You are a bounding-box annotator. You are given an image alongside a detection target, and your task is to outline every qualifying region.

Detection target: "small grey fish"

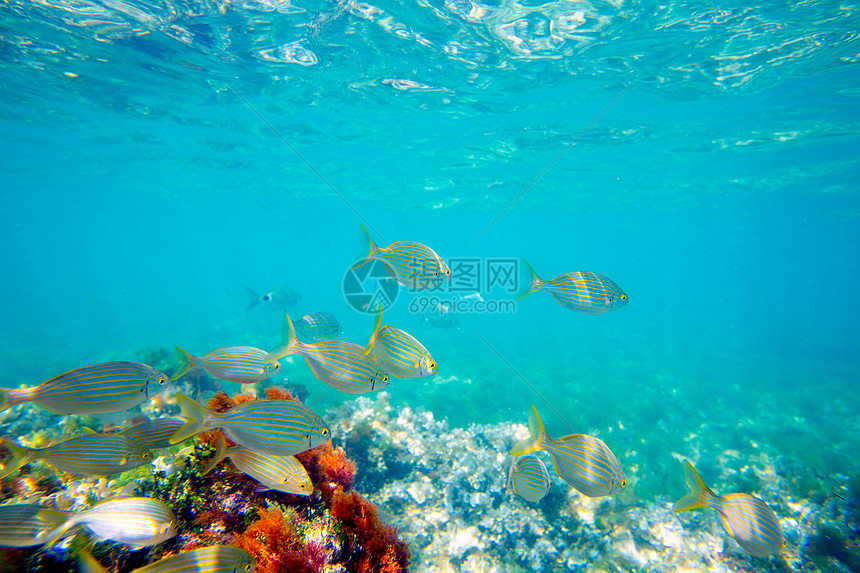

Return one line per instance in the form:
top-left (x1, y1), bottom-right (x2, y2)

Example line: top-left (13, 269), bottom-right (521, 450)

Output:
top-left (42, 497), bottom-right (176, 549)
top-left (246, 285), bottom-right (301, 311)
top-left (0, 434), bottom-right (152, 478)
top-left (118, 418), bottom-right (186, 450)
top-left (294, 312), bottom-right (342, 342)
top-left (0, 504), bottom-right (69, 547)
top-left (0, 362), bottom-right (168, 415)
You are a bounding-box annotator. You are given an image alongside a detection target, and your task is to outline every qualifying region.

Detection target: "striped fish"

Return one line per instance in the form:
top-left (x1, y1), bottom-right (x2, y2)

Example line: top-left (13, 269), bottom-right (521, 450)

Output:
top-left (354, 224), bottom-right (450, 290)
top-left (119, 417), bottom-right (186, 450)
top-left (0, 504), bottom-right (69, 547)
top-left (172, 347), bottom-right (281, 384)
top-left (42, 497), bottom-right (176, 549)
top-left (203, 435), bottom-right (312, 496)
top-left (295, 312), bottom-right (342, 342)
top-left (674, 460), bottom-right (785, 557)
top-left (511, 405), bottom-right (626, 498)
top-left (0, 434), bottom-right (152, 479)
top-left (0, 362), bottom-right (168, 415)
top-left (266, 315), bottom-right (389, 394)
top-left (518, 261), bottom-right (628, 315)
top-left (128, 545), bottom-right (255, 573)
top-left (366, 312), bottom-right (437, 378)
top-left (508, 454), bottom-right (551, 503)
top-left (170, 393), bottom-right (330, 457)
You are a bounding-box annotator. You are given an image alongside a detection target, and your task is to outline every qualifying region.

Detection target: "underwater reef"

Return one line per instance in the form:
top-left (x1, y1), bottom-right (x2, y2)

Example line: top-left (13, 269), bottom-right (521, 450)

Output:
top-left (2, 358), bottom-right (859, 573)
top-left (0, 384), bottom-right (409, 573)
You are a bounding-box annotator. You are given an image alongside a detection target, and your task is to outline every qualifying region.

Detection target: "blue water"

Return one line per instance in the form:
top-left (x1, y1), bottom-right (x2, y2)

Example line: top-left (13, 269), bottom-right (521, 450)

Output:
top-left (1, 0), bottom-right (859, 566)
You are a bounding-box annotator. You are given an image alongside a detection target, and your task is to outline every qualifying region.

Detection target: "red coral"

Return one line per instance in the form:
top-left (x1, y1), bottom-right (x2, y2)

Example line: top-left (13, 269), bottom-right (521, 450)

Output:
top-left (264, 386), bottom-right (299, 402)
top-left (329, 487), bottom-right (410, 573)
top-left (297, 443), bottom-right (356, 501)
top-left (233, 507), bottom-right (319, 573)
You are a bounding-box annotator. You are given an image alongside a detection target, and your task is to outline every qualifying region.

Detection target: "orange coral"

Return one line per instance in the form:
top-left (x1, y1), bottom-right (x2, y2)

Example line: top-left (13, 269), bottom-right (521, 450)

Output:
top-left (329, 487), bottom-right (410, 573)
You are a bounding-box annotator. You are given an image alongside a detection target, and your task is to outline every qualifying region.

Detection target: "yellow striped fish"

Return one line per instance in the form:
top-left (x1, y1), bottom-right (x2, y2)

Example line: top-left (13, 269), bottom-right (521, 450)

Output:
top-left (172, 347), bottom-right (281, 384)
top-left (0, 504), bottom-right (69, 547)
top-left (119, 417), bottom-right (186, 451)
top-left (354, 225), bottom-right (450, 289)
top-left (0, 361), bottom-right (168, 415)
top-left (203, 435), bottom-right (312, 496)
top-left (507, 454), bottom-right (551, 503)
top-left (265, 315), bottom-right (389, 395)
top-left (518, 261), bottom-right (628, 315)
top-left (0, 434), bottom-right (152, 478)
top-left (82, 545), bottom-right (255, 573)
top-left (295, 312), bottom-right (343, 342)
top-left (511, 405), bottom-right (626, 498)
top-left (169, 393), bottom-right (330, 457)
top-left (366, 312), bottom-right (437, 378)
top-left (674, 460), bottom-right (785, 556)
top-left (42, 497), bottom-right (176, 549)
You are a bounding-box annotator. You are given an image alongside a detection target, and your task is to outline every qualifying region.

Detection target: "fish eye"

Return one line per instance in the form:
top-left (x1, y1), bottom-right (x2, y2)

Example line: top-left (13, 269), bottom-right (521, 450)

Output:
top-left (621, 294), bottom-right (627, 301)
top-left (621, 479), bottom-right (627, 488)
top-left (383, 374), bottom-right (389, 382)
top-left (429, 361), bottom-right (436, 369)
top-left (445, 268), bottom-right (451, 276)
top-left (142, 452), bottom-right (151, 460)
top-left (245, 566), bottom-right (252, 572)
top-left (322, 428), bottom-right (329, 437)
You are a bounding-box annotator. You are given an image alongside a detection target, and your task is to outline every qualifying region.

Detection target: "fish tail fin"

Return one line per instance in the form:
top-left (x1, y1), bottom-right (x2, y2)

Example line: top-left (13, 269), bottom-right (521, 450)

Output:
top-left (265, 314), bottom-right (302, 362)
top-left (171, 347), bottom-right (196, 381)
top-left (77, 546), bottom-right (107, 573)
top-left (201, 433), bottom-right (228, 476)
top-left (673, 460), bottom-right (714, 512)
top-left (170, 394), bottom-right (212, 445)
top-left (510, 405), bottom-right (547, 456)
top-left (515, 259), bottom-right (543, 300)
top-left (352, 224), bottom-right (378, 270)
top-left (40, 513), bottom-right (79, 548)
top-left (0, 438), bottom-right (31, 479)
top-left (245, 286), bottom-right (261, 311)
top-left (0, 387), bottom-right (31, 414)
top-left (364, 311), bottom-right (383, 355)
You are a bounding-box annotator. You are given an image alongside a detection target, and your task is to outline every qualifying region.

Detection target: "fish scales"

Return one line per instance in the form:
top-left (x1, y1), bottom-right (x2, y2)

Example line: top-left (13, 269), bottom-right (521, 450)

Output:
top-left (42, 497), bottom-right (176, 548)
top-left (509, 455), bottom-right (550, 502)
top-left (0, 434), bottom-right (152, 478)
top-left (130, 545), bottom-right (255, 573)
top-left (0, 504), bottom-right (69, 547)
top-left (367, 313), bottom-right (436, 378)
top-left (171, 394), bottom-right (329, 456)
top-left (119, 418), bottom-right (186, 450)
top-left (0, 362), bottom-right (168, 415)
top-left (673, 460), bottom-right (785, 557)
top-left (266, 315), bottom-right (389, 394)
top-left (173, 347), bottom-right (280, 384)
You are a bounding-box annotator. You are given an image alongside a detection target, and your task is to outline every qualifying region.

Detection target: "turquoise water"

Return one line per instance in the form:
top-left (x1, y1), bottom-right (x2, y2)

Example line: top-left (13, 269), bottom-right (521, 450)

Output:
top-left (1, 0), bottom-right (859, 569)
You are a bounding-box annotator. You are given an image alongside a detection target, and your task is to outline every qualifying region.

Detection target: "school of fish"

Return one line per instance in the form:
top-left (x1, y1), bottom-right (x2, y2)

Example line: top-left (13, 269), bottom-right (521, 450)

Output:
top-left (0, 226), bottom-right (785, 572)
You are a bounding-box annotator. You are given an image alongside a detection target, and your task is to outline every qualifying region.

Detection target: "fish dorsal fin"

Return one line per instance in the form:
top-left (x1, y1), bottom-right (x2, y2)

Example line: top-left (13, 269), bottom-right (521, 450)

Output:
top-left (364, 311), bottom-right (383, 355)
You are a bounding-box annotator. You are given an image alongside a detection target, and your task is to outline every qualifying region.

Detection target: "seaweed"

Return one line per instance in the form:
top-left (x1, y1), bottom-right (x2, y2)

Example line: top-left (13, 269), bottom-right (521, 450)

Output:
top-left (329, 487), bottom-right (410, 573)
